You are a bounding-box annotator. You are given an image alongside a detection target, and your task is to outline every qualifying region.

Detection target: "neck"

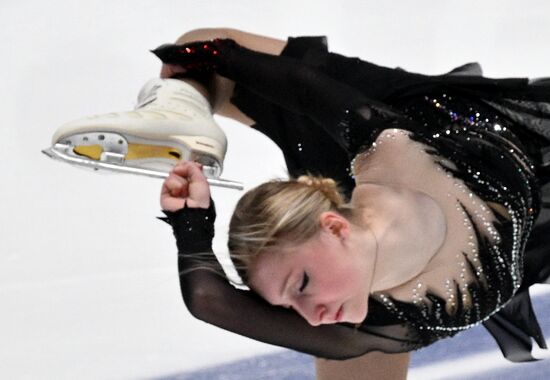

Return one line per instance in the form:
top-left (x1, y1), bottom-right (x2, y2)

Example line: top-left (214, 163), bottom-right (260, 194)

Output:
top-left (350, 183), bottom-right (398, 293)
top-left (352, 183), bottom-right (414, 293)
top-left (351, 182), bottom-right (448, 292)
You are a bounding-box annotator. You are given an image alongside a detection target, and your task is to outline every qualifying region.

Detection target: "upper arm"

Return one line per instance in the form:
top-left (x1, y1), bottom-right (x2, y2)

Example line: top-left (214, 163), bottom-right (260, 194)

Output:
top-left (219, 29), bottom-right (287, 125)
top-left (351, 128), bottom-right (412, 185)
top-left (172, 28), bottom-right (287, 125)
top-left (224, 28), bottom-right (288, 56)
top-left (175, 27), bottom-right (287, 56)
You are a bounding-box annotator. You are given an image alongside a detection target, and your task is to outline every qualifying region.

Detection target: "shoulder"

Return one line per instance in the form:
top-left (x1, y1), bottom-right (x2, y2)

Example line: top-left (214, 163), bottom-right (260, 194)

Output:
top-left (350, 182), bottom-right (408, 212)
top-left (352, 128), bottom-right (414, 184)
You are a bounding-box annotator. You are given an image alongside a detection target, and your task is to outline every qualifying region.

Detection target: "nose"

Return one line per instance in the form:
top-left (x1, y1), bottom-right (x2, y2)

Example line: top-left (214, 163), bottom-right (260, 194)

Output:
top-left (296, 302), bottom-right (328, 326)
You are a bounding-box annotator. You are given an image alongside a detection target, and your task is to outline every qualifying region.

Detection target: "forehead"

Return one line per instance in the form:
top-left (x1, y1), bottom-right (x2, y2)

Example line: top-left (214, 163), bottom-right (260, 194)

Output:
top-left (248, 248), bottom-right (301, 302)
top-left (249, 250), bottom-right (288, 286)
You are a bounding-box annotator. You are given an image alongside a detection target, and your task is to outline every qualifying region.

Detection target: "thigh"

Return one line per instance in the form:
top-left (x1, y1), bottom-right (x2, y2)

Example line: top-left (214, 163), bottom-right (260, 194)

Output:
top-left (315, 351), bottom-right (410, 380)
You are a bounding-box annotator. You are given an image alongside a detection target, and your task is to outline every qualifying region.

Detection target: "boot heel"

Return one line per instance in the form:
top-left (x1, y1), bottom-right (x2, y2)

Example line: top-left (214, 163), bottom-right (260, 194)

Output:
top-left (170, 135), bottom-right (226, 178)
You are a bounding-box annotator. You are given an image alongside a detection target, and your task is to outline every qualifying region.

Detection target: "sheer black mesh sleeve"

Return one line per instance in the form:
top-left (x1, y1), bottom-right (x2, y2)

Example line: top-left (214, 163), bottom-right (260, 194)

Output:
top-left (154, 38), bottom-right (409, 158)
top-left (215, 42), bottom-right (410, 158)
top-left (159, 202), bottom-right (423, 359)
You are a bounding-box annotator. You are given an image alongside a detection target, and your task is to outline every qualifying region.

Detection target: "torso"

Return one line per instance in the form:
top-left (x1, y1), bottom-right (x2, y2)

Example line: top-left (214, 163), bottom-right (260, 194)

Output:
top-left (351, 128), bottom-right (510, 314)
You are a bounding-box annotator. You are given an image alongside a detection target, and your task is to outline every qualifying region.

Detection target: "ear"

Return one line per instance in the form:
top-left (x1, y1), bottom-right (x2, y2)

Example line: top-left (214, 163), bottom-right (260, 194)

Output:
top-left (319, 211), bottom-right (350, 240)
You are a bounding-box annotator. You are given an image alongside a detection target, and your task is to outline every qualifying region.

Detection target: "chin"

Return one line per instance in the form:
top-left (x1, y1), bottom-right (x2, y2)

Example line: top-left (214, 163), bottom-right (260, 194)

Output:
top-left (346, 315), bottom-right (366, 324)
top-left (349, 305), bottom-right (368, 324)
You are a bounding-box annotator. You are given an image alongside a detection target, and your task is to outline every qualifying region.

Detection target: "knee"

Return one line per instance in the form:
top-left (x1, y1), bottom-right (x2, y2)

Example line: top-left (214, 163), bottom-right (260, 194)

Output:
top-left (315, 352), bottom-right (410, 380)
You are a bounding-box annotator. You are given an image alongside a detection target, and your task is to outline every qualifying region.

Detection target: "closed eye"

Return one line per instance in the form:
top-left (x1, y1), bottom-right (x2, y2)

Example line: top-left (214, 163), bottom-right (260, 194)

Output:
top-left (299, 272), bottom-right (309, 292)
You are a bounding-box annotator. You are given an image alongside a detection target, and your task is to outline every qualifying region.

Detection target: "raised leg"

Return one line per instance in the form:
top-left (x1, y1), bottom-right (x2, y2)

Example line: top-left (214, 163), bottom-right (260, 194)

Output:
top-left (160, 28), bottom-right (287, 126)
top-left (315, 351), bottom-right (410, 380)
top-left (47, 28), bottom-right (288, 184)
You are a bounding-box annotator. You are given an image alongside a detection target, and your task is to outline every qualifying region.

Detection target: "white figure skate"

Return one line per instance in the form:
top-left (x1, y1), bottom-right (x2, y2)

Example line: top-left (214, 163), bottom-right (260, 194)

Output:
top-left (42, 78), bottom-right (243, 190)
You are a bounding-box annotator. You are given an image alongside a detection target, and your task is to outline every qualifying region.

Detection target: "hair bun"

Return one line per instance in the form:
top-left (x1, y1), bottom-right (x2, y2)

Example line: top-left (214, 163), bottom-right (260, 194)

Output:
top-left (297, 175), bottom-right (344, 206)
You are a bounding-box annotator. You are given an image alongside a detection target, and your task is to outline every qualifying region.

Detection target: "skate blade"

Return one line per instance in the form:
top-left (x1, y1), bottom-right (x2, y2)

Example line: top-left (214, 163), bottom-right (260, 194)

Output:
top-left (42, 143), bottom-right (244, 190)
top-left (53, 131), bottom-right (225, 177)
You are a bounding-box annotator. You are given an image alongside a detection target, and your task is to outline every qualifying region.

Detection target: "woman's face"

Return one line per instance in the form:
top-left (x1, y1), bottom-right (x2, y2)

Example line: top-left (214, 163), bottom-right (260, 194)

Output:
top-left (248, 212), bottom-right (372, 326)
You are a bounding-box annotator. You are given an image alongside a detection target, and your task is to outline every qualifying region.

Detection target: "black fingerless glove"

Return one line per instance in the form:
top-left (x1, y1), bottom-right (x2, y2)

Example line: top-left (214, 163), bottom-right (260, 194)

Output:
top-left (158, 199), bottom-right (216, 254)
top-left (151, 38), bottom-right (238, 79)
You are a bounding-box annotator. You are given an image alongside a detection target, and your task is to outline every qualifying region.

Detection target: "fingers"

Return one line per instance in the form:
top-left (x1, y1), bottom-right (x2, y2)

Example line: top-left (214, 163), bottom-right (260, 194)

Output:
top-left (163, 174), bottom-right (189, 198)
top-left (161, 195), bottom-right (186, 212)
top-left (160, 174), bottom-right (185, 211)
top-left (160, 63), bottom-right (188, 79)
top-left (161, 160), bottom-right (211, 211)
top-left (171, 160), bottom-right (206, 183)
top-left (160, 171), bottom-right (191, 212)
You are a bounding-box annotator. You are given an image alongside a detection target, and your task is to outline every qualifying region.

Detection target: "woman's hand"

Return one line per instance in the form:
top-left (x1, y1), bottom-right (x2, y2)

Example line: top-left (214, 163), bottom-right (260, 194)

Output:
top-left (153, 39), bottom-right (238, 80)
top-left (160, 161), bottom-right (211, 211)
top-left (160, 63), bottom-right (187, 79)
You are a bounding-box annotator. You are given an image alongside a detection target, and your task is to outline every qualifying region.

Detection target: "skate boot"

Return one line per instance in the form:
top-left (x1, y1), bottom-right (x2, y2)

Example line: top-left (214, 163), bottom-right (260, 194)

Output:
top-left (43, 78), bottom-right (242, 190)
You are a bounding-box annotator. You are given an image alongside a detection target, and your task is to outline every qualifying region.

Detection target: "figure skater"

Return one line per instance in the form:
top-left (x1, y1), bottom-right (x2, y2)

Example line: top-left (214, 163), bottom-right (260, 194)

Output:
top-left (50, 28), bottom-right (550, 380)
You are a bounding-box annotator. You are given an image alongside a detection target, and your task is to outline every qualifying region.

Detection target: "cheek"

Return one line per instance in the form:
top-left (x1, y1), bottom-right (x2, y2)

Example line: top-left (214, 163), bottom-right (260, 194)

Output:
top-left (342, 260), bottom-right (370, 298)
top-left (346, 268), bottom-right (366, 294)
top-left (321, 263), bottom-right (365, 296)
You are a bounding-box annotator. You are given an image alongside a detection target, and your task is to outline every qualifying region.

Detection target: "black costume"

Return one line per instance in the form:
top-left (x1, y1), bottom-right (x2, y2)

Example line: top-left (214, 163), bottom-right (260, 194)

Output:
top-left (155, 36), bottom-right (550, 362)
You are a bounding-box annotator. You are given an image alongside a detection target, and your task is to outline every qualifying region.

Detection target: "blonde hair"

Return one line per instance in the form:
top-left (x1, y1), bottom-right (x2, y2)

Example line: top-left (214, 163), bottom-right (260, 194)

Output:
top-left (228, 174), bottom-right (354, 285)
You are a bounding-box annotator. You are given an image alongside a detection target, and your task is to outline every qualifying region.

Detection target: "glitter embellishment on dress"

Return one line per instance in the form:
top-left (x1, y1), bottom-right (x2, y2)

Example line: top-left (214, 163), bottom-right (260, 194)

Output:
top-left (351, 92), bottom-right (541, 346)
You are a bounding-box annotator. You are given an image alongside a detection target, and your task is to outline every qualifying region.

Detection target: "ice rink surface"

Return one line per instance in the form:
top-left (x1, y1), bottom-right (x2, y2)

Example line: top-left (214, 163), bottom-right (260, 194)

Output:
top-left (2, 0), bottom-right (549, 379)
top-left (165, 288), bottom-right (550, 379)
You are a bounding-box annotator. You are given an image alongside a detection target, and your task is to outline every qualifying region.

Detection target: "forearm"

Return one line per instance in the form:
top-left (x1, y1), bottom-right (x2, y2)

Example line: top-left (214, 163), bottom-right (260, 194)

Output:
top-left (168, 28), bottom-right (286, 123)
top-left (162, 28), bottom-right (231, 111)
top-left (174, 27), bottom-right (231, 44)
top-left (161, 203), bottom-right (401, 360)
top-left (158, 38), bottom-right (401, 155)
top-left (174, 28), bottom-right (286, 55)
top-left (180, 266), bottom-right (376, 360)
top-left (216, 45), bottom-right (397, 156)
top-left (155, 41), bottom-right (363, 155)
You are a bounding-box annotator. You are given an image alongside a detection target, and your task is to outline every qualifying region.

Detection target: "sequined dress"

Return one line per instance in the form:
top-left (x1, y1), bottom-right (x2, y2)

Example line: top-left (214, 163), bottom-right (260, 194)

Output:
top-left (160, 36), bottom-right (550, 362)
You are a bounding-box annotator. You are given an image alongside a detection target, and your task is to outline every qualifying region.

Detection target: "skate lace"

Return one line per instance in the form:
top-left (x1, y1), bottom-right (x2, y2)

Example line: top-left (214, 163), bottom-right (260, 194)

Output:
top-left (136, 83), bottom-right (161, 109)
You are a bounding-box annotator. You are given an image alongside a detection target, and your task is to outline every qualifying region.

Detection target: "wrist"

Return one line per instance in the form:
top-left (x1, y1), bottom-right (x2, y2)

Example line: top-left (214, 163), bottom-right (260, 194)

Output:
top-left (185, 198), bottom-right (211, 209)
top-left (151, 39), bottom-right (237, 74)
top-left (159, 199), bottom-right (216, 253)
